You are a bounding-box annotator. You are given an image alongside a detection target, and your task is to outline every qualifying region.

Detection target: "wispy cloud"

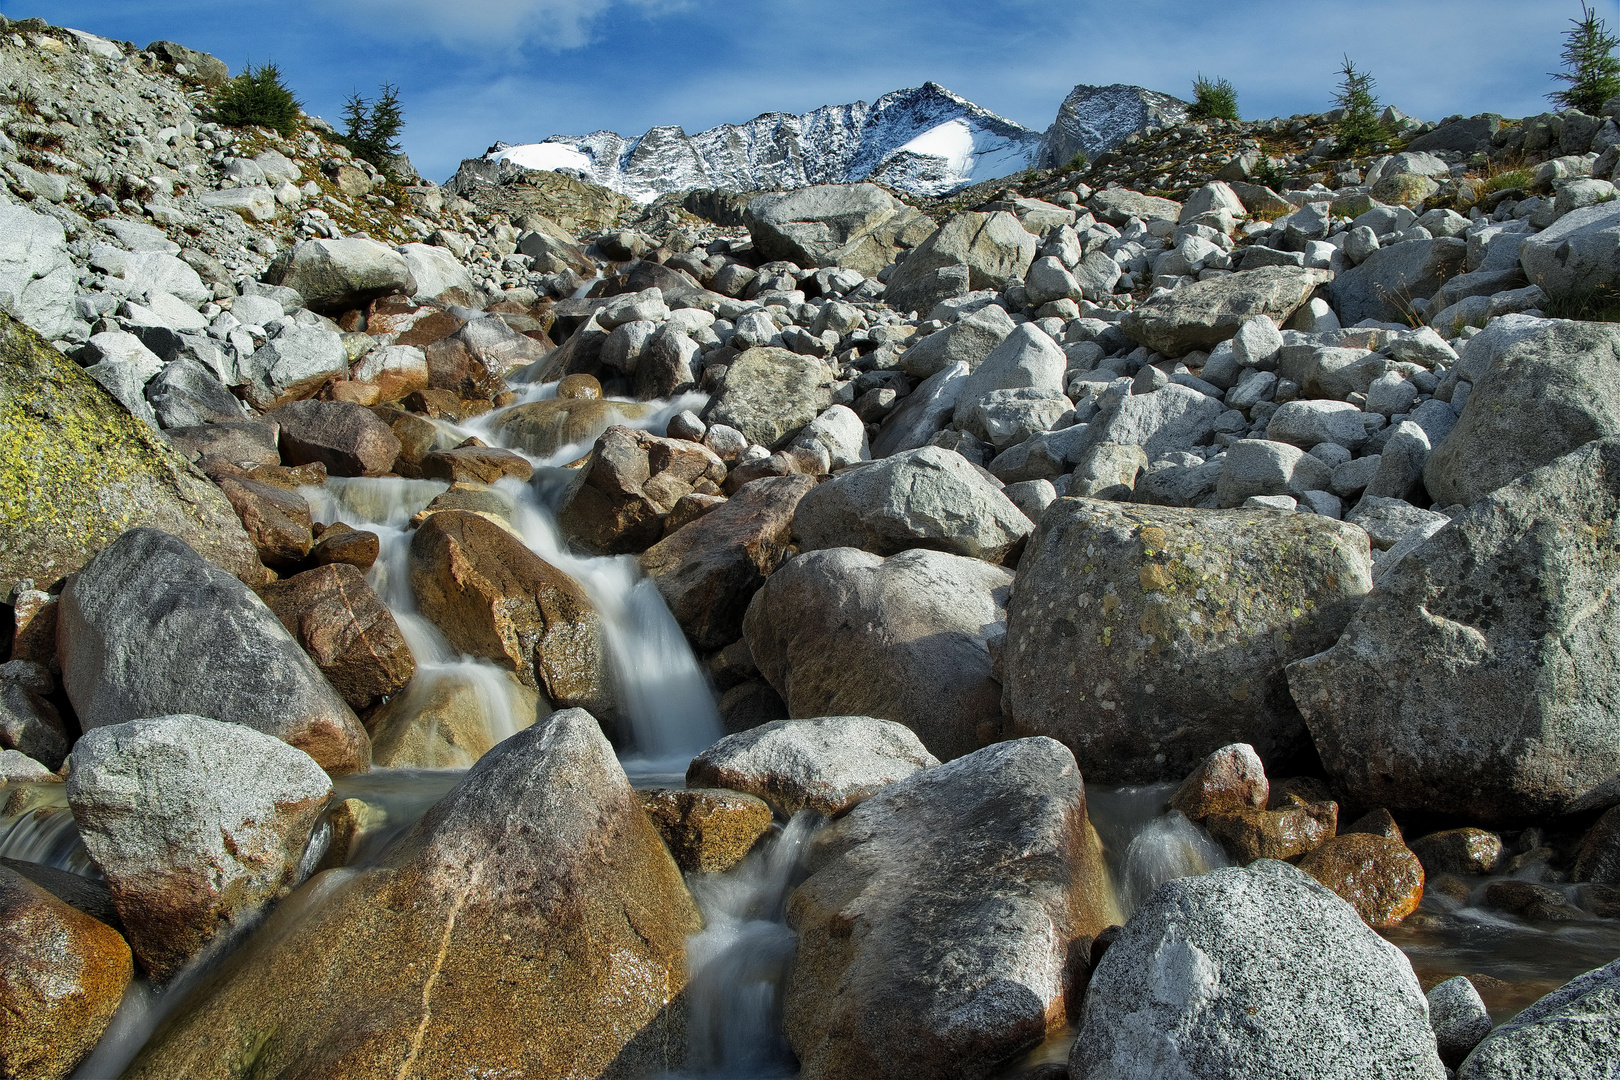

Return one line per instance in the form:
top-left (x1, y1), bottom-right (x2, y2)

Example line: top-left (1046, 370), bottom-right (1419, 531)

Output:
top-left (331, 0), bottom-right (686, 52)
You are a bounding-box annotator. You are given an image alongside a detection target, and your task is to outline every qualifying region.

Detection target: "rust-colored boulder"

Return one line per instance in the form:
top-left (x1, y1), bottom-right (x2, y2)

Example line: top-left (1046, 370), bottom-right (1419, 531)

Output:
top-left (557, 372), bottom-right (602, 399)
top-left (1170, 742), bottom-right (1270, 821)
top-left (639, 474), bottom-right (817, 651)
top-left (1409, 828), bottom-right (1503, 877)
top-left (310, 522), bottom-right (380, 570)
top-left (637, 787), bottom-right (774, 873)
top-left (1205, 799), bottom-right (1338, 864)
top-left (271, 399), bottom-right (402, 477)
top-left (1346, 808), bottom-right (1405, 844)
top-left (367, 667), bottom-right (542, 769)
top-left (558, 425), bottom-right (729, 555)
top-left (260, 564), bottom-right (416, 713)
top-left (215, 473), bottom-right (314, 570)
top-left (0, 865), bottom-right (132, 1080)
top-left (1298, 833), bottom-right (1425, 928)
top-left (408, 510), bottom-right (611, 717)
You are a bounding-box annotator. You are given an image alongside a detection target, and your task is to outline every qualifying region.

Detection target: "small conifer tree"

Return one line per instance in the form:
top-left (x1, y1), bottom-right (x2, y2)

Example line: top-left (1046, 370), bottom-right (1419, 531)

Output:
top-left (1333, 56), bottom-right (1385, 154)
top-left (212, 61), bottom-right (302, 137)
top-left (1187, 75), bottom-right (1239, 121)
top-left (341, 84), bottom-right (406, 178)
top-left (1551, 2), bottom-right (1620, 114)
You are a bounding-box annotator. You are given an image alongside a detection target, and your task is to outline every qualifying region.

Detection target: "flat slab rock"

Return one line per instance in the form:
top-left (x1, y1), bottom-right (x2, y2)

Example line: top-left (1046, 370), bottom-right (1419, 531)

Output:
top-left (686, 715), bottom-right (938, 817)
top-left (784, 736), bottom-right (1113, 1080)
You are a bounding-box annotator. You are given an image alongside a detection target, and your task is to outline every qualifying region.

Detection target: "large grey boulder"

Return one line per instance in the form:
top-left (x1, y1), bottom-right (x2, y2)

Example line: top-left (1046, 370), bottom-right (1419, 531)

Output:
top-left (792, 446), bottom-right (1032, 562)
top-left (704, 346), bottom-right (834, 450)
top-left (122, 710), bottom-right (701, 1080)
top-left (1084, 383), bottom-right (1227, 460)
top-left (1216, 438), bottom-right (1334, 507)
top-left (1087, 187), bottom-right (1182, 225)
top-left (266, 238), bottom-right (416, 315)
top-left (952, 322), bottom-right (1067, 417)
top-left (1070, 860), bottom-right (1445, 1080)
top-left (884, 211), bottom-right (1037, 316)
top-left (786, 737), bottom-right (1114, 1080)
top-left (1004, 498), bottom-right (1372, 783)
top-left (396, 242), bottom-right (478, 305)
top-left (1458, 958), bottom-right (1620, 1079)
top-left (57, 529), bottom-right (370, 775)
top-left (240, 324), bottom-right (351, 411)
top-left (1520, 200), bottom-right (1620, 302)
top-left (1327, 237), bottom-right (1468, 325)
top-left (1427, 977), bottom-right (1492, 1068)
top-left (744, 184), bottom-right (932, 276)
top-left (66, 715), bottom-right (331, 981)
top-left (1425, 320), bottom-right (1620, 508)
top-left (1122, 267), bottom-right (1328, 357)
top-left (744, 547), bottom-right (1013, 761)
top-left (1291, 437), bottom-right (1620, 822)
top-left (0, 203), bottom-right (76, 339)
top-left (144, 358), bottom-right (244, 429)
top-left (898, 303), bottom-right (1016, 379)
top-left (686, 716), bottom-right (939, 816)
top-left (872, 361), bottom-right (969, 457)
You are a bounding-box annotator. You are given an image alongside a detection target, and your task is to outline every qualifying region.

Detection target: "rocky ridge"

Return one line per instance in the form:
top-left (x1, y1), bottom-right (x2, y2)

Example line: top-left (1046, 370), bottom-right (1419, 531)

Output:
top-left (5, 10), bottom-right (1620, 1080)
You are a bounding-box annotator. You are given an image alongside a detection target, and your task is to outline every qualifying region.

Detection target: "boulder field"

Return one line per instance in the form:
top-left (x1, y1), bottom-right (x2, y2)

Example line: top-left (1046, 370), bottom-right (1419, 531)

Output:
top-left (3, 12), bottom-right (1620, 1078)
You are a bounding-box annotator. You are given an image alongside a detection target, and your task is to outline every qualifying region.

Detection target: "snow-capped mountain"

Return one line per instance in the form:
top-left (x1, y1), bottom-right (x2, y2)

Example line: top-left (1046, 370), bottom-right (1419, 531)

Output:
top-left (481, 83), bottom-right (1043, 203)
top-left (468, 81), bottom-right (1187, 203)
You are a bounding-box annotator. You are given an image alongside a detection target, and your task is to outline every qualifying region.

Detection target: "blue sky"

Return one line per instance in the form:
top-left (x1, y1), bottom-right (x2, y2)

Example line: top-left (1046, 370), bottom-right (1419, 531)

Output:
top-left (9, 1), bottom-right (1591, 182)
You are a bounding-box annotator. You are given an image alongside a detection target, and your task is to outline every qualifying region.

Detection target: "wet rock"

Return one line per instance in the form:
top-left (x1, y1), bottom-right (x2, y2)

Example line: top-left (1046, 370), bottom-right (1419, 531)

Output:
top-left (704, 347), bottom-right (835, 450)
top-left (1170, 742), bottom-right (1269, 821)
top-left (271, 399), bottom-right (402, 478)
top-left (492, 396), bottom-right (654, 458)
top-left (1298, 833), bottom-right (1425, 928)
top-left (1425, 320), bottom-right (1620, 508)
top-left (421, 444), bottom-right (534, 484)
top-left (1291, 438), bottom-right (1620, 822)
top-left (1121, 266), bottom-right (1329, 357)
top-left (640, 474), bottom-right (817, 651)
top-left (637, 787), bottom-right (774, 873)
top-left (1458, 958), bottom-right (1620, 1079)
top-left (309, 523), bottom-right (380, 570)
top-left (884, 211), bottom-right (1038, 316)
top-left (260, 564), bottom-right (416, 714)
top-left (1070, 859), bottom-right (1445, 1080)
top-left (786, 737), bottom-right (1113, 1080)
top-left (267, 238), bottom-right (416, 315)
top-left (1427, 976), bottom-right (1493, 1068)
top-left (557, 426), bottom-right (729, 555)
top-left (1203, 799), bottom-right (1338, 864)
top-left (687, 715), bottom-right (938, 817)
top-left (792, 446), bottom-right (1031, 562)
top-left (1408, 829), bottom-right (1503, 877)
top-left (366, 667), bottom-right (542, 770)
top-left (744, 547), bottom-right (1013, 762)
top-left (1003, 498), bottom-right (1371, 783)
top-left (124, 710), bottom-right (701, 1080)
top-left (1482, 880), bottom-right (1580, 921)
top-left (1574, 805), bottom-right (1620, 884)
top-left (0, 864), bottom-right (132, 1080)
top-left (409, 510), bottom-right (610, 717)
top-left (214, 472), bottom-right (313, 570)
top-left (58, 529), bottom-right (369, 774)
top-left (0, 313), bottom-right (260, 596)
top-left (67, 714), bottom-right (332, 981)
top-left (1346, 808), bottom-right (1405, 844)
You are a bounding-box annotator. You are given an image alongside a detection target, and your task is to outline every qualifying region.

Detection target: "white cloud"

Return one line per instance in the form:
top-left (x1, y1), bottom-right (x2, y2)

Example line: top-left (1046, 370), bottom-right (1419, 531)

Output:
top-left (334, 0), bottom-right (681, 52)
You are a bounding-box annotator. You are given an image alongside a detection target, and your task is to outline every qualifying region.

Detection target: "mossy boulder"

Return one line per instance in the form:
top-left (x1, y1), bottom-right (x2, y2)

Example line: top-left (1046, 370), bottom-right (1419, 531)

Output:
top-left (1002, 498), bottom-right (1372, 782)
top-left (0, 312), bottom-right (259, 594)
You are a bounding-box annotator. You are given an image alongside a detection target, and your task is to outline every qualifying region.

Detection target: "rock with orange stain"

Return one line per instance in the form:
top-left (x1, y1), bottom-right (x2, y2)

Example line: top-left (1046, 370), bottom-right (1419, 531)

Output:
top-left (1299, 832), bottom-right (1425, 928)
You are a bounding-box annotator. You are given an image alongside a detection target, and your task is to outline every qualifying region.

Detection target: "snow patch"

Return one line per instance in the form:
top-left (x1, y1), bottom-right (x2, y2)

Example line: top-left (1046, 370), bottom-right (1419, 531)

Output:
top-left (489, 142), bottom-right (595, 174)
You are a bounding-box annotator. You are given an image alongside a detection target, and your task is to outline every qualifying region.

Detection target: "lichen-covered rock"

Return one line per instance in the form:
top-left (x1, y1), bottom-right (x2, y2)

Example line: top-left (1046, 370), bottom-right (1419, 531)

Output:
top-left (704, 347), bottom-right (835, 450)
top-left (123, 710), bottom-right (701, 1080)
top-left (785, 737), bottom-right (1113, 1080)
top-left (0, 864), bottom-right (132, 1080)
top-left (1203, 799), bottom-right (1338, 864)
top-left (1291, 437), bottom-right (1620, 822)
top-left (66, 715), bottom-right (332, 981)
top-left (0, 312), bottom-right (259, 597)
top-left (1071, 860), bottom-right (1445, 1080)
top-left (744, 547), bottom-right (1013, 761)
top-left (1003, 498), bottom-right (1372, 783)
top-left (636, 787), bottom-right (774, 873)
top-left (1170, 742), bottom-right (1270, 821)
top-left (58, 528), bottom-right (370, 774)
